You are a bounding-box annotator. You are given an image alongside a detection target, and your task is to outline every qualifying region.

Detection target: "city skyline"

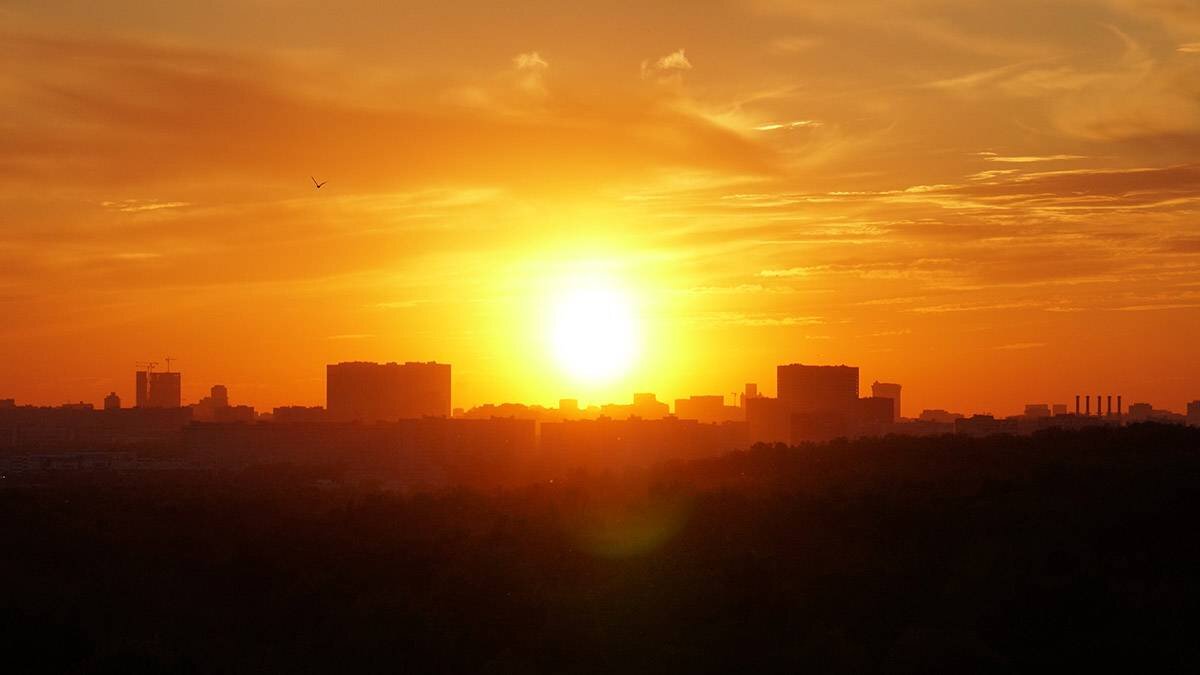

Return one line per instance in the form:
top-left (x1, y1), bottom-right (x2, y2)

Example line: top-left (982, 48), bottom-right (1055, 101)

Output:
top-left (7, 355), bottom-right (1197, 422)
top-left (4, 1), bottom-right (1200, 418)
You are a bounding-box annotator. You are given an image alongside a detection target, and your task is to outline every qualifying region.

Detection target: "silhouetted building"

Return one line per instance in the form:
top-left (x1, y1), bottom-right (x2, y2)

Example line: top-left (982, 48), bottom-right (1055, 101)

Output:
top-left (1188, 401), bottom-right (1200, 427)
top-left (746, 397), bottom-right (789, 445)
top-left (791, 411), bottom-right (848, 443)
top-left (599, 393), bottom-right (669, 420)
top-left (1052, 403), bottom-right (1068, 416)
top-left (871, 382), bottom-right (902, 421)
top-left (1127, 402), bottom-right (1186, 425)
top-left (890, 419), bottom-right (956, 436)
top-left (633, 393), bottom-right (669, 419)
top-left (136, 370), bottom-right (181, 408)
top-left (272, 406), bottom-right (327, 424)
top-left (103, 392), bottom-right (121, 411)
top-left (777, 364), bottom-right (859, 417)
top-left (955, 414), bottom-right (1018, 437)
top-left (919, 409), bottom-right (963, 424)
top-left (1127, 402), bottom-right (1153, 422)
top-left (739, 383), bottom-right (762, 408)
top-left (326, 361), bottom-right (451, 422)
top-left (675, 395), bottom-right (742, 424)
top-left (790, 395), bottom-right (894, 443)
top-left (459, 403), bottom-right (564, 423)
top-left (193, 384), bottom-right (255, 423)
top-left (1024, 403), bottom-right (1051, 418)
top-left (775, 364), bottom-right (858, 443)
top-left (0, 405), bottom-right (193, 450)
top-left (855, 396), bottom-right (895, 427)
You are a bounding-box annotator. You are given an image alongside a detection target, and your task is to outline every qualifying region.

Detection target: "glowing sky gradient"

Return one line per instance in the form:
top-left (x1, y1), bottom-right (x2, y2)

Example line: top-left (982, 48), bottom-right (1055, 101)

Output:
top-left (2, 1), bottom-right (1199, 416)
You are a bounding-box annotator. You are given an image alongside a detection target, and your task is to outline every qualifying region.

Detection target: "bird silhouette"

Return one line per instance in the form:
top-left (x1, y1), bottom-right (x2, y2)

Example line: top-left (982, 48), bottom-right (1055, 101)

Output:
top-left (311, 176), bottom-right (327, 189)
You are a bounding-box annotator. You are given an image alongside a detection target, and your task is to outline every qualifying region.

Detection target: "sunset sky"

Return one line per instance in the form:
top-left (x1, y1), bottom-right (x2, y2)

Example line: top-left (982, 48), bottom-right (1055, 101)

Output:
top-left (3, 1), bottom-right (1199, 416)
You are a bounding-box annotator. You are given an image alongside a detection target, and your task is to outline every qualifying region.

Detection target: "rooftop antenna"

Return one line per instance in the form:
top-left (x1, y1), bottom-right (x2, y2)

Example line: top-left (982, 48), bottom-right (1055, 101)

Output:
top-left (164, 356), bottom-right (176, 373)
top-left (135, 361), bottom-right (159, 374)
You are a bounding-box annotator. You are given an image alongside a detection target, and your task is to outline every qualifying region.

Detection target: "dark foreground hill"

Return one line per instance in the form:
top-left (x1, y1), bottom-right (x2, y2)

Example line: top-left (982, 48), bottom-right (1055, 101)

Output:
top-left (3, 424), bottom-right (1199, 673)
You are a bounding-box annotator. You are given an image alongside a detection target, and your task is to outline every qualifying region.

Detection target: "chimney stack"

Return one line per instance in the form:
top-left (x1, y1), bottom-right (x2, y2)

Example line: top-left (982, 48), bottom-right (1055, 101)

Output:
top-left (1085, 395), bottom-right (1091, 416)
top-left (1075, 395), bottom-right (1080, 415)
top-left (1107, 395), bottom-right (1112, 417)
top-left (1117, 395), bottom-right (1122, 417)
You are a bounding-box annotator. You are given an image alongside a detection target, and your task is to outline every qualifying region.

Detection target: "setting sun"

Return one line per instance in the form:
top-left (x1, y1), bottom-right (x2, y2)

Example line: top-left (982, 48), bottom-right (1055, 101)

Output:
top-left (550, 284), bottom-right (640, 384)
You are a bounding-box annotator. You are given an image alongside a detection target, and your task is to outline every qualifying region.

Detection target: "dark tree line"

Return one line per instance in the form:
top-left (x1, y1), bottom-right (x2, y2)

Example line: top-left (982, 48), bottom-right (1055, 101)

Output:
top-left (2, 423), bottom-right (1199, 673)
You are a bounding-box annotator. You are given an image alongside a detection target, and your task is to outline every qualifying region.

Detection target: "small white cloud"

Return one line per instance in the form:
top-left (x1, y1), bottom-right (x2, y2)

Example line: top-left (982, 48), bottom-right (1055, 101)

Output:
top-left (512, 51), bottom-right (549, 96)
top-left (1178, 42), bottom-right (1200, 53)
top-left (655, 49), bottom-right (692, 71)
top-left (641, 48), bottom-right (692, 81)
top-left (513, 51), bottom-right (548, 71)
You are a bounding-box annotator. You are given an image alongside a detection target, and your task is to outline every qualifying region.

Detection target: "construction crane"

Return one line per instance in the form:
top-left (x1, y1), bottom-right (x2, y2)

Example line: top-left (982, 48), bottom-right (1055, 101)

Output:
top-left (134, 361), bottom-right (158, 407)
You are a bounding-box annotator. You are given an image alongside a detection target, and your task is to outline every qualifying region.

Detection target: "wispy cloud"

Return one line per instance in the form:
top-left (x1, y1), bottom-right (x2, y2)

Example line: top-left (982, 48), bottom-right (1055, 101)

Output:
top-left (1111, 303), bottom-right (1200, 312)
top-left (102, 200), bottom-right (190, 213)
top-left (754, 120), bottom-right (822, 131)
top-left (696, 312), bottom-right (825, 327)
top-left (995, 342), bottom-right (1046, 350)
top-left (758, 266), bottom-right (830, 278)
top-left (975, 152), bottom-right (1087, 163)
top-left (911, 301), bottom-right (1042, 314)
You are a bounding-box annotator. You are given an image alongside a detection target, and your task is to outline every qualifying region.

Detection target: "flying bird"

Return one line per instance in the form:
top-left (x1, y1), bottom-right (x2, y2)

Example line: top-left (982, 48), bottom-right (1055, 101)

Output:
top-left (311, 176), bottom-right (327, 189)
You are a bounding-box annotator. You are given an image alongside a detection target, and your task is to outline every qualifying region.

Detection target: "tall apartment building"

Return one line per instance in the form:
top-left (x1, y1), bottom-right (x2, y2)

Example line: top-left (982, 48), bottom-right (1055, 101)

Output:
top-left (326, 361), bottom-right (451, 422)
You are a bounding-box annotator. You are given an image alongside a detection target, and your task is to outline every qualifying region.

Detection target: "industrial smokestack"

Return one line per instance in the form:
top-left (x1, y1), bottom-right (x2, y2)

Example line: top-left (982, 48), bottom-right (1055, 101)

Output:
top-left (1075, 395), bottom-right (1080, 415)
top-left (1085, 396), bottom-right (1090, 416)
top-left (1117, 395), bottom-right (1122, 417)
top-left (1097, 394), bottom-right (1102, 416)
top-left (1107, 395), bottom-right (1112, 417)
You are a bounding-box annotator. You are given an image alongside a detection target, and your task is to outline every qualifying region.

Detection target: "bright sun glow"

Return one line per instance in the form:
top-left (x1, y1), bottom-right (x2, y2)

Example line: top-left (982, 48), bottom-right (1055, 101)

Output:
top-left (550, 285), bottom-right (639, 383)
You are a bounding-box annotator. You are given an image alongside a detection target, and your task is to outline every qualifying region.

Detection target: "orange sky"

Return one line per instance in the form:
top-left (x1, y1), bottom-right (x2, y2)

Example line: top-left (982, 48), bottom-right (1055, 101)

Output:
top-left (2, 1), bottom-right (1199, 416)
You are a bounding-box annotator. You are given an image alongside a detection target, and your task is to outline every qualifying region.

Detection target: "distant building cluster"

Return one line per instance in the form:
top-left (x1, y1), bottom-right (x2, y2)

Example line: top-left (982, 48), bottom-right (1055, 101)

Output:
top-left (3, 357), bottom-right (1199, 485)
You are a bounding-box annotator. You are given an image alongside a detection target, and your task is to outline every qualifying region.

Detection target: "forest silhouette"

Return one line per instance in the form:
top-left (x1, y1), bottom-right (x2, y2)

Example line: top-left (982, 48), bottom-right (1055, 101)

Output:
top-left (3, 423), bottom-right (1199, 673)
